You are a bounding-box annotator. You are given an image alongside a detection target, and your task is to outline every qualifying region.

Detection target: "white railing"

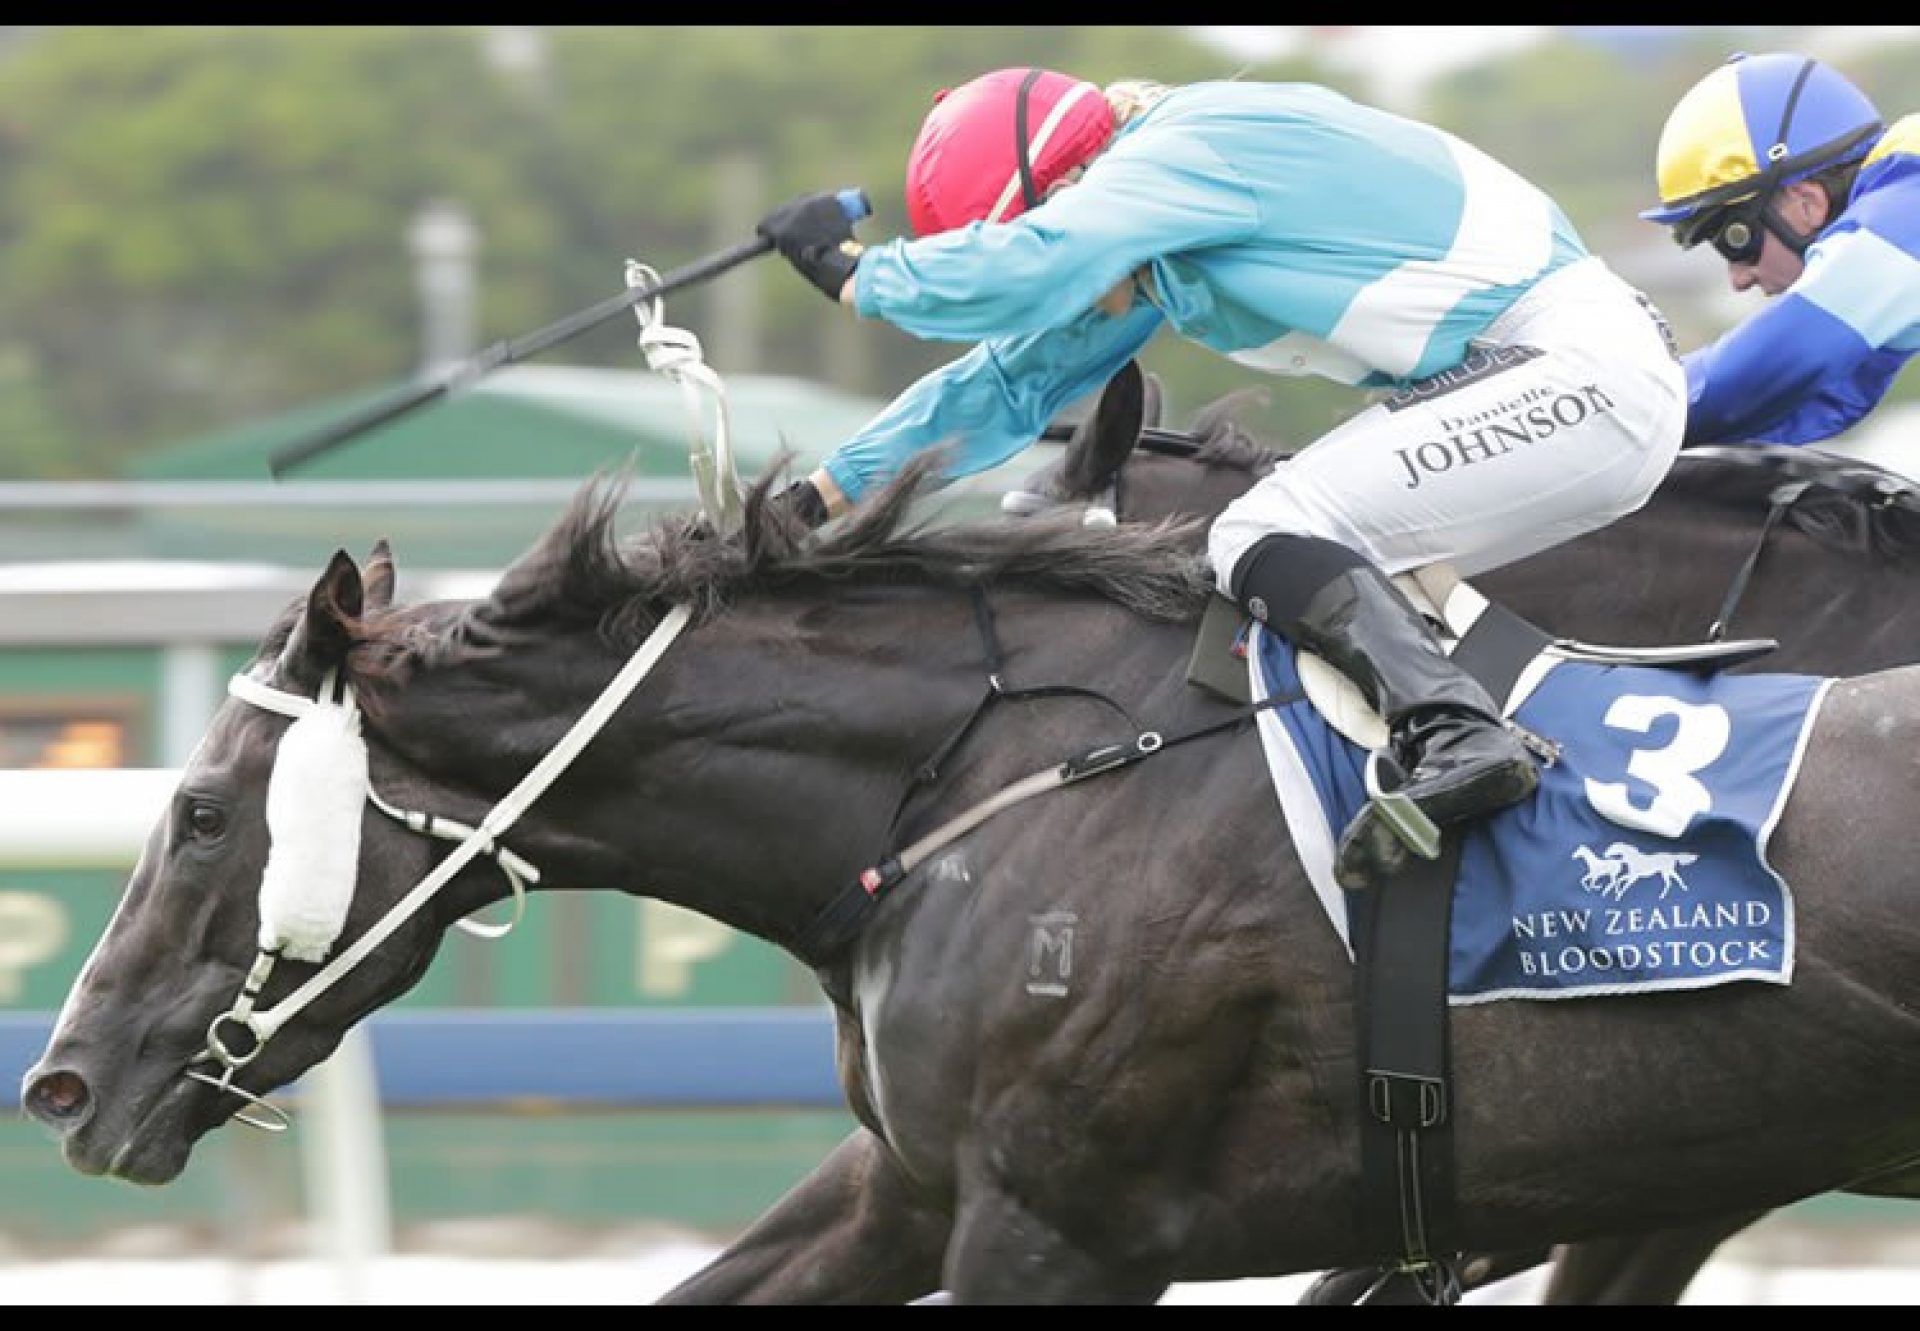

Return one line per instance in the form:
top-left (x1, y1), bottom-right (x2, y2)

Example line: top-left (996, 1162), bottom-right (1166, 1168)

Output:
top-left (0, 767), bottom-right (183, 864)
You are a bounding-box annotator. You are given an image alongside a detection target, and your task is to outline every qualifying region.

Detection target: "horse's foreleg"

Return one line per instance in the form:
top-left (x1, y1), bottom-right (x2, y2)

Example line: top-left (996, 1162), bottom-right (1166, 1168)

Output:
top-left (653, 1126), bottom-right (949, 1305)
top-left (1541, 1209), bottom-right (1769, 1305)
top-left (942, 1187), bottom-right (1170, 1305)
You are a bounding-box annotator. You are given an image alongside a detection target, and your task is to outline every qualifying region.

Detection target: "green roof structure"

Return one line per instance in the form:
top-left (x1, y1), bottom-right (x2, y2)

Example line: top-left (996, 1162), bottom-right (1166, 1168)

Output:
top-left (108, 365), bottom-right (892, 569)
top-left (133, 365), bottom-right (888, 484)
top-left (0, 364), bottom-right (1067, 572)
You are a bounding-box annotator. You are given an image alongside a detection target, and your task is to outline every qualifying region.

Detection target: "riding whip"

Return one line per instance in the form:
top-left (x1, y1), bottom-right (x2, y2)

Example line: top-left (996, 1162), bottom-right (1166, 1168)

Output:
top-left (266, 188), bottom-right (872, 479)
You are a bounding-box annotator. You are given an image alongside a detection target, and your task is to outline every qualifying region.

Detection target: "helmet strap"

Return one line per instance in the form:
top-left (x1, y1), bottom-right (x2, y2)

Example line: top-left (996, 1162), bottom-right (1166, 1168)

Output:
top-left (1727, 58), bottom-right (1817, 232)
top-left (1014, 68), bottom-right (1044, 213)
top-left (1729, 58), bottom-right (1826, 258)
top-left (1763, 58), bottom-right (1819, 180)
top-left (1760, 201), bottom-right (1814, 258)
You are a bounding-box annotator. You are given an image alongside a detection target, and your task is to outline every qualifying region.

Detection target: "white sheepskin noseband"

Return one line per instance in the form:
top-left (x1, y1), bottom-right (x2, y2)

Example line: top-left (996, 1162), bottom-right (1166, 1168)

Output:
top-left (254, 672), bottom-right (368, 963)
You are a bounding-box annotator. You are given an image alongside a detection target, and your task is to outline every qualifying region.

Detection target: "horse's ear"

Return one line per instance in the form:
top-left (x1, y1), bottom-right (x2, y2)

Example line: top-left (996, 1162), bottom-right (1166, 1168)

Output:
top-left (277, 549), bottom-right (362, 693)
top-left (363, 538), bottom-right (396, 612)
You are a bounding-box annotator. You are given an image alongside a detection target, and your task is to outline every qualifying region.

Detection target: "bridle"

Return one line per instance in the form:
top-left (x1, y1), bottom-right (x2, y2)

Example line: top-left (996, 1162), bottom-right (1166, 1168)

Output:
top-left (185, 268), bottom-right (737, 1132)
top-left (187, 602), bottom-right (694, 1130)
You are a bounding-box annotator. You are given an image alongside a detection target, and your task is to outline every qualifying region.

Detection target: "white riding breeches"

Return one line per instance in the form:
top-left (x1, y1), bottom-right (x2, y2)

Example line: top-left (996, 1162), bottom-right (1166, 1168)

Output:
top-left (1207, 257), bottom-right (1688, 591)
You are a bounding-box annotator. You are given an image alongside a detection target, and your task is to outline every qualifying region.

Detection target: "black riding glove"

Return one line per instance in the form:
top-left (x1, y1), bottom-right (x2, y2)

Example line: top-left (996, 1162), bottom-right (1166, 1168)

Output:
top-left (757, 191), bottom-right (865, 302)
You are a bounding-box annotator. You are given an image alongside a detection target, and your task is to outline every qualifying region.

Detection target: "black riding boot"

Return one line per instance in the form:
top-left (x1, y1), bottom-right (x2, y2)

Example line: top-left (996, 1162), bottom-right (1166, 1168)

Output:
top-left (1232, 534), bottom-right (1539, 890)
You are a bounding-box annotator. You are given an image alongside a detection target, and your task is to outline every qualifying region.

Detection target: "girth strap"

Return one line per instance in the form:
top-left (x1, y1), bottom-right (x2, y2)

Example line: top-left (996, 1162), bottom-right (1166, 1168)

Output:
top-left (1447, 598), bottom-right (1552, 715)
top-left (1355, 834), bottom-right (1466, 1301)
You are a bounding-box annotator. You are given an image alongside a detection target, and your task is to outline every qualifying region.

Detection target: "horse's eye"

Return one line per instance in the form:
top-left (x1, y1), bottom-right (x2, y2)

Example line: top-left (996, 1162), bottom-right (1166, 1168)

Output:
top-left (187, 802), bottom-right (227, 841)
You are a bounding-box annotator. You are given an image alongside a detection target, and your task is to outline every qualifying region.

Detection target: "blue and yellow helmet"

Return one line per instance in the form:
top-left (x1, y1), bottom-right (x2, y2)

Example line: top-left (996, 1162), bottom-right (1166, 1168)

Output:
top-left (1643, 52), bottom-right (1882, 233)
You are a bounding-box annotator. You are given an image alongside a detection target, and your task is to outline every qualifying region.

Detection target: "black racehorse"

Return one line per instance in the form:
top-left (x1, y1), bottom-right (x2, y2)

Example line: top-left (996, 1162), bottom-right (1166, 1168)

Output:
top-left (18, 437), bottom-right (1920, 1303)
top-left (1048, 366), bottom-right (1920, 1304)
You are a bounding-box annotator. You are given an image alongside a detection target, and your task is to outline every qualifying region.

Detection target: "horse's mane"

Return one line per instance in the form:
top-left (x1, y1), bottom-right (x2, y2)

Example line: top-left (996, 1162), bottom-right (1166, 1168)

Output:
top-left (331, 406), bottom-right (1920, 699)
top-left (459, 452), bottom-right (1214, 659)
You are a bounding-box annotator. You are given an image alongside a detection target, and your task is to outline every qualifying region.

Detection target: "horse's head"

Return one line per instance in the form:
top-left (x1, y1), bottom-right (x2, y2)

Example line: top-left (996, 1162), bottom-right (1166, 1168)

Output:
top-left (19, 453), bottom-right (1218, 1190)
top-left (19, 540), bottom-right (455, 1184)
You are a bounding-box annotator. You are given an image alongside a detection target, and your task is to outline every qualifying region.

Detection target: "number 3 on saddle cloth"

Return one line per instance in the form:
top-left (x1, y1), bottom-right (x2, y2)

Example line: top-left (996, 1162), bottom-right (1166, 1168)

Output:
top-left (1246, 626), bottom-right (1833, 1003)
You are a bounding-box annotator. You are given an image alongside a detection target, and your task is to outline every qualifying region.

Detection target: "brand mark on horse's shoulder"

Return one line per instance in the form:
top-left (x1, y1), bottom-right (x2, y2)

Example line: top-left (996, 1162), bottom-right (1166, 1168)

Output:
top-left (1026, 911), bottom-right (1077, 999)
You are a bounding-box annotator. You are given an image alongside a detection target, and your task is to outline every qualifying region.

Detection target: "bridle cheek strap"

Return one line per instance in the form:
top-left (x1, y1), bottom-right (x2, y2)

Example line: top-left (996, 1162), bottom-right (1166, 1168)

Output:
top-left (194, 601), bottom-right (694, 1128)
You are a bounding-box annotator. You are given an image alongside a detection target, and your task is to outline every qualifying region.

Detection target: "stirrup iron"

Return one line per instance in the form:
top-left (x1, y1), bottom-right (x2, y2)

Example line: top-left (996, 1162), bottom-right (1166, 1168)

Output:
top-left (1363, 750), bottom-right (1443, 862)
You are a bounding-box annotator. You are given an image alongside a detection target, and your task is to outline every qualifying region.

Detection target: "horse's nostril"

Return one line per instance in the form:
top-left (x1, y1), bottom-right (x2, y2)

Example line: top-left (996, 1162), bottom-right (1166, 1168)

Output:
top-left (24, 1069), bottom-right (91, 1127)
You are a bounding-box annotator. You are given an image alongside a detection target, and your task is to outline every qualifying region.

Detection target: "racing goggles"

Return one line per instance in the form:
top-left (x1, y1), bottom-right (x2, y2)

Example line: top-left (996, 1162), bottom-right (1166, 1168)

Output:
top-left (1672, 195), bottom-right (1768, 265)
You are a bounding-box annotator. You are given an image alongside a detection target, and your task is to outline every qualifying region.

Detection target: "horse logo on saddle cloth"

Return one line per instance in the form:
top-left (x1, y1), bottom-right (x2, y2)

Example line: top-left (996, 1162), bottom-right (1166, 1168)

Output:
top-left (1193, 563), bottom-right (1831, 1003)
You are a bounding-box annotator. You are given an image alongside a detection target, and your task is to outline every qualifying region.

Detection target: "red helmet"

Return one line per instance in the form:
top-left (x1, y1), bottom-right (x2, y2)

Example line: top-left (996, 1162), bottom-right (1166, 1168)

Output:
top-left (905, 67), bottom-right (1115, 237)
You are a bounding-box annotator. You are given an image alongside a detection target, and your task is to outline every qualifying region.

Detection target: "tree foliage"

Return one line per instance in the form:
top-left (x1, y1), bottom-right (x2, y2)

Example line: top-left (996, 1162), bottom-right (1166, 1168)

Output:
top-left (0, 25), bottom-right (1915, 480)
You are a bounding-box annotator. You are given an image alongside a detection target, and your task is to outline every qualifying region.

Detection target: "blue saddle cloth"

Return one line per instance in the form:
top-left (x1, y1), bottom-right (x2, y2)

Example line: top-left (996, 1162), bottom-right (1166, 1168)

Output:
top-left (1248, 626), bottom-right (1832, 1003)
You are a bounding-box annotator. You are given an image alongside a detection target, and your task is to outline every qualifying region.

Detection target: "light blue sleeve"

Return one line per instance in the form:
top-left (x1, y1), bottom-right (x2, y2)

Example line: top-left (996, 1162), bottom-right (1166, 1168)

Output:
top-left (823, 120), bottom-right (1253, 504)
top-left (852, 136), bottom-right (1259, 342)
top-left (821, 302), bottom-right (1163, 505)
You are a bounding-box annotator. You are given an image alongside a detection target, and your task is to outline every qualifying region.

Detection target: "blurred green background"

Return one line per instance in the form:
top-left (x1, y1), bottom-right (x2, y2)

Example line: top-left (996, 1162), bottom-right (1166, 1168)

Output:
top-left (3, 24), bottom-right (1917, 487)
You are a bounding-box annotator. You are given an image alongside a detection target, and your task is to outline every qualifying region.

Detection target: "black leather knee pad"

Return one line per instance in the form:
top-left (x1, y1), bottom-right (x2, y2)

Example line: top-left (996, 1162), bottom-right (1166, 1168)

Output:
top-left (1229, 532), bottom-right (1371, 628)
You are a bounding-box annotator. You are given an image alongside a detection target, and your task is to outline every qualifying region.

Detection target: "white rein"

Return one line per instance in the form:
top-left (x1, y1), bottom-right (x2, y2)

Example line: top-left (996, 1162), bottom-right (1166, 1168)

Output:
top-left (627, 259), bottom-right (744, 534)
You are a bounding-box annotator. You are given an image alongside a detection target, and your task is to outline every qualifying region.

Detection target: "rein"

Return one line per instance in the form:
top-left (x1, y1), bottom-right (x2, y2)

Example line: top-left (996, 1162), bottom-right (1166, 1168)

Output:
top-left (1708, 479), bottom-right (1809, 640)
top-left (191, 602), bottom-right (695, 1130)
top-left (627, 260), bottom-right (742, 532)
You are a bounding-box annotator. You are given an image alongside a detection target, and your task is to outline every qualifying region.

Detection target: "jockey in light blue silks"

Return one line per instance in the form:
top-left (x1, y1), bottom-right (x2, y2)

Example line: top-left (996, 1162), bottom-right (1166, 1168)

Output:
top-left (753, 66), bottom-right (1686, 891)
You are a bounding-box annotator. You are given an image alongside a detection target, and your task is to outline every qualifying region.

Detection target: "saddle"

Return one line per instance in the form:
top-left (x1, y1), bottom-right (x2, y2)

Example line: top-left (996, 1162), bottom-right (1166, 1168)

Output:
top-left (1187, 561), bottom-right (1780, 746)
